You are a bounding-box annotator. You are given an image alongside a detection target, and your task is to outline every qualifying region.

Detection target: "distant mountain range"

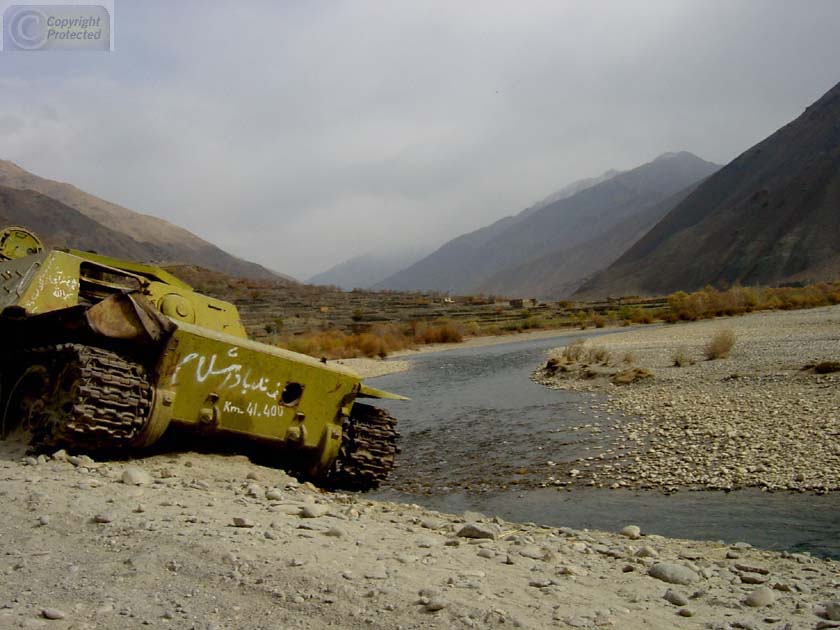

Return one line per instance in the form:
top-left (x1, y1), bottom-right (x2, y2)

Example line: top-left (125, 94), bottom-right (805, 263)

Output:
top-left (0, 160), bottom-right (286, 281)
top-left (376, 152), bottom-right (720, 297)
top-left (308, 248), bottom-right (431, 290)
top-left (580, 80), bottom-right (840, 297)
top-left (309, 171), bottom-right (622, 290)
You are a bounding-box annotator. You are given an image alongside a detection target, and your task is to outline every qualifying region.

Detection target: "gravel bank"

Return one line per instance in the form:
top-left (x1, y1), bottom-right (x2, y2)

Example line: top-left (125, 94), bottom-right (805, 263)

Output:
top-left (1, 443), bottom-right (839, 629)
top-left (333, 357), bottom-right (411, 379)
top-left (533, 306), bottom-right (840, 492)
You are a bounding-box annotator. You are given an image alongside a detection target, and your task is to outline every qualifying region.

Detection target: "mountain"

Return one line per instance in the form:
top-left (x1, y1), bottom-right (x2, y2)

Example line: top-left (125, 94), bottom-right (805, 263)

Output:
top-left (478, 182), bottom-right (704, 297)
top-left (308, 247), bottom-right (431, 290)
top-left (518, 169), bottom-right (621, 219)
top-left (579, 81), bottom-right (840, 297)
top-left (0, 160), bottom-right (284, 280)
top-left (0, 185), bottom-right (169, 260)
top-left (373, 169), bottom-right (622, 294)
top-left (376, 152), bottom-right (719, 296)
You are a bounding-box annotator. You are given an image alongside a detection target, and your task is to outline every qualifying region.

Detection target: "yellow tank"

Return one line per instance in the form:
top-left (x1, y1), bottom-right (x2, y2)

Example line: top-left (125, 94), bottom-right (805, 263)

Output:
top-left (0, 227), bottom-right (402, 489)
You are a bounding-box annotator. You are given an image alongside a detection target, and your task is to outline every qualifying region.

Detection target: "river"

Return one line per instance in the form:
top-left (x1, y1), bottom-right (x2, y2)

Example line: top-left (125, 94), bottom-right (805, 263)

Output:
top-left (368, 332), bottom-right (840, 559)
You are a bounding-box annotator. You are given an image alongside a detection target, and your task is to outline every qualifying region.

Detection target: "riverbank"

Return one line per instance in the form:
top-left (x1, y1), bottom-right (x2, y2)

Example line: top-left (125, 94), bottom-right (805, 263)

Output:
top-left (339, 326), bottom-right (622, 378)
top-left (533, 305), bottom-right (840, 492)
top-left (2, 442), bottom-right (838, 629)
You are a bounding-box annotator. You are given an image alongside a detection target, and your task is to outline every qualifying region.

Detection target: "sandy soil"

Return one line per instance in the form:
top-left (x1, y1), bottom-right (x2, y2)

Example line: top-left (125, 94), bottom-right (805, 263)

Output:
top-left (333, 358), bottom-right (412, 379)
top-left (534, 306), bottom-right (840, 492)
top-left (2, 441), bottom-right (839, 630)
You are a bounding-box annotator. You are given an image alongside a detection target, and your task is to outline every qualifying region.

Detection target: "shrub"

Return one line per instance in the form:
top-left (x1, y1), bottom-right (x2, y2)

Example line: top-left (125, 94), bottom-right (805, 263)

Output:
top-left (560, 339), bottom-right (586, 362)
top-left (621, 351), bottom-right (636, 365)
top-left (704, 329), bottom-right (736, 360)
top-left (672, 346), bottom-right (695, 367)
top-left (586, 346), bottom-right (612, 365)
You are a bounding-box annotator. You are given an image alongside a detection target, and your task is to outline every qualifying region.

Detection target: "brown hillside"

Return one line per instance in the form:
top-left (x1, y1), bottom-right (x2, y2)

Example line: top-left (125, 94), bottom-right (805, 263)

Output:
top-left (0, 160), bottom-right (284, 280)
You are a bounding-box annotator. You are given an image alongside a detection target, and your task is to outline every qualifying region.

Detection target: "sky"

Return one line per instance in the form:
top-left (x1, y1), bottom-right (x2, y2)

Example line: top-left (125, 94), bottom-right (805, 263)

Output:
top-left (1, 0), bottom-right (839, 280)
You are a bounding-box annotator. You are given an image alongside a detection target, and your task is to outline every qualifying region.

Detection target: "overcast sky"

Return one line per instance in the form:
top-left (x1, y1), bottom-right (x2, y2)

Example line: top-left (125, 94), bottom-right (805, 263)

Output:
top-left (1, 0), bottom-right (839, 279)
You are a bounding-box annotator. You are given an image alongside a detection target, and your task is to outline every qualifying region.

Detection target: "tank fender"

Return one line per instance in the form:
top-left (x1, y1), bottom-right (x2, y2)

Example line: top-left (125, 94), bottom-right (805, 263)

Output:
top-left (357, 384), bottom-right (409, 401)
top-left (86, 292), bottom-right (176, 344)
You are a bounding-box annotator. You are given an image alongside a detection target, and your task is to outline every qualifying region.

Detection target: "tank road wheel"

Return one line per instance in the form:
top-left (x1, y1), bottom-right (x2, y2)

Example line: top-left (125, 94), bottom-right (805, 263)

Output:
top-left (1, 364), bottom-right (51, 441)
top-left (6, 345), bottom-right (155, 453)
top-left (330, 403), bottom-right (399, 491)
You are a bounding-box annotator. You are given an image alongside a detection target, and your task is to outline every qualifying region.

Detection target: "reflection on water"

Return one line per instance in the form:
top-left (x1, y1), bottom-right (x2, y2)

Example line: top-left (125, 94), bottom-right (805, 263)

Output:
top-left (370, 332), bottom-right (840, 559)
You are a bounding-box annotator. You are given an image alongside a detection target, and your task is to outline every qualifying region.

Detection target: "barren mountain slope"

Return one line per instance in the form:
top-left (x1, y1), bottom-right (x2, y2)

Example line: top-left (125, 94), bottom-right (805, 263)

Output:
top-left (580, 81), bottom-right (840, 297)
top-left (378, 152), bottom-right (718, 295)
top-left (0, 160), bottom-right (283, 280)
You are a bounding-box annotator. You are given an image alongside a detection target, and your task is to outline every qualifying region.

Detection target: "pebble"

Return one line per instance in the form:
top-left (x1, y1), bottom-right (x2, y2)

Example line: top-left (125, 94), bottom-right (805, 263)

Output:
top-left (518, 545), bottom-right (549, 560)
top-left (825, 602), bottom-right (840, 621)
top-left (424, 598), bottom-right (448, 612)
top-left (93, 512), bottom-right (114, 524)
top-left (456, 523), bottom-right (499, 540)
top-left (324, 527), bottom-right (345, 538)
top-left (41, 609), bottom-right (66, 620)
top-left (68, 455), bottom-right (97, 468)
top-left (620, 525), bottom-right (641, 539)
top-left (744, 586), bottom-right (775, 607)
top-left (37, 515), bottom-right (49, 526)
top-left (420, 518), bottom-right (445, 530)
top-left (735, 563), bottom-right (769, 575)
top-left (265, 488), bottom-right (283, 501)
top-left (121, 466), bottom-right (151, 486)
top-left (364, 566), bottom-right (388, 580)
top-left (648, 563), bottom-right (699, 585)
top-left (300, 504), bottom-right (329, 519)
top-left (677, 608), bottom-right (694, 617)
top-left (635, 545), bottom-right (658, 558)
top-left (528, 579), bottom-right (553, 588)
top-left (664, 589), bottom-right (688, 606)
top-left (232, 517), bottom-right (254, 528)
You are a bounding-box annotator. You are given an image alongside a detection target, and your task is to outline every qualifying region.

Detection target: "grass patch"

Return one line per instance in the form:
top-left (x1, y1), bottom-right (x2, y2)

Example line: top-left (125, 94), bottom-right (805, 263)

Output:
top-left (704, 329), bottom-right (736, 360)
top-left (672, 346), bottom-right (695, 367)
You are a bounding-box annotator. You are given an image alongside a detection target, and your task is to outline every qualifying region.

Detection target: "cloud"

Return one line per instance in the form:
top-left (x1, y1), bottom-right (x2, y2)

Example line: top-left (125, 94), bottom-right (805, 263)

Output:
top-left (1, 0), bottom-right (839, 277)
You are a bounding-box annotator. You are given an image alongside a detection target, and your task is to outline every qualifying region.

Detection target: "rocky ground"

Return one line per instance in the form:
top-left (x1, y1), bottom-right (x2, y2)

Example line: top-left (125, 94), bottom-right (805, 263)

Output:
top-left (2, 440), bottom-right (840, 630)
top-left (533, 306), bottom-right (840, 492)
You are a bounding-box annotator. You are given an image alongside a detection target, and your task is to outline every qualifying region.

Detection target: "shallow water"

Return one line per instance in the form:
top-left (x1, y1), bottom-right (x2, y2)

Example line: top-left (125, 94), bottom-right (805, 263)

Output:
top-left (369, 332), bottom-right (840, 559)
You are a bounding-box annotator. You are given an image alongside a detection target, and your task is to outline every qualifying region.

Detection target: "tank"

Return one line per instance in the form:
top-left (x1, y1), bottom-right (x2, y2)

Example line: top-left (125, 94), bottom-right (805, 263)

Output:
top-left (0, 226), bottom-right (402, 489)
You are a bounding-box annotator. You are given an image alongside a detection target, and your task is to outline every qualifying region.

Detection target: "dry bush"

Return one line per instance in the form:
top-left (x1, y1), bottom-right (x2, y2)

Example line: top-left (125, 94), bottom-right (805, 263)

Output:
top-left (414, 320), bottom-right (463, 344)
top-left (591, 314), bottom-right (606, 328)
top-left (672, 346), bottom-right (695, 367)
top-left (621, 351), bottom-right (636, 365)
top-left (611, 367), bottom-right (653, 385)
top-left (560, 339), bottom-right (586, 362)
top-left (704, 329), bottom-right (736, 360)
top-left (586, 346), bottom-right (612, 365)
top-left (664, 281), bottom-right (840, 322)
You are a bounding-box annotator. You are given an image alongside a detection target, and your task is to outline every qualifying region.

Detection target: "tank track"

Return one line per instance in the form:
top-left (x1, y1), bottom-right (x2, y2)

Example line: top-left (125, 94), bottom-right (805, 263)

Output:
top-left (331, 403), bottom-right (399, 490)
top-left (17, 344), bottom-right (153, 452)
